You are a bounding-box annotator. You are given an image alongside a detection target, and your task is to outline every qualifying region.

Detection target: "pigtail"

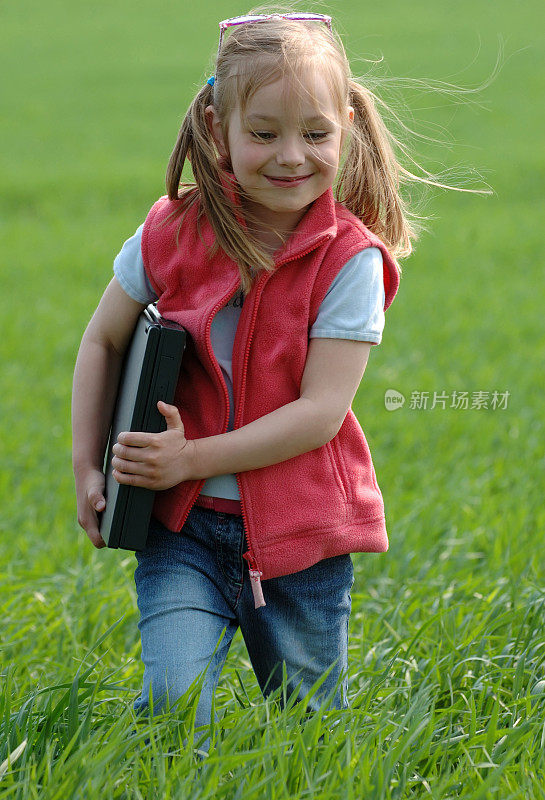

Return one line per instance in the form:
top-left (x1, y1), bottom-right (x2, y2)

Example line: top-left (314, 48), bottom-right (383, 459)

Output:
top-left (165, 82), bottom-right (275, 297)
top-left (336, 81), bottom-right (416, 260)
top-left (165, 82), bottom-right (218, 220)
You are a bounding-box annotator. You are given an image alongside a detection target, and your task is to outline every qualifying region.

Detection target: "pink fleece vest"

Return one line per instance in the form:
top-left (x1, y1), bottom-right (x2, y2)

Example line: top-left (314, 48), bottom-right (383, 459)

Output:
top-left (141, 186), bottom-right (400, 587)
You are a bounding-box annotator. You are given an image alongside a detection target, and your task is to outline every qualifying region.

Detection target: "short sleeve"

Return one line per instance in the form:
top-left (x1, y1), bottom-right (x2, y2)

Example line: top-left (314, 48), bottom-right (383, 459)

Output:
top-left (309, 247), bottom-right (386, 344)
top-left (113, 223), bottom-right (158, 305)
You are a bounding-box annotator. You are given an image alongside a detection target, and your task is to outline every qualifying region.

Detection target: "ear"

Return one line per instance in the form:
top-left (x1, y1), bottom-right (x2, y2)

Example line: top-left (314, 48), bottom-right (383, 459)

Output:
top-left (205, 105), bottom-right (229, 158)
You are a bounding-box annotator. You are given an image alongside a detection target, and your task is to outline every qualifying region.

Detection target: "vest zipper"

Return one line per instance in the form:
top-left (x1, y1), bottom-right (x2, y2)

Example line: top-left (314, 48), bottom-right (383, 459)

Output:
top-left (242, 549), bottom-right (266, 608)
top-left (234, 235), bottom-right (332, 609)
top-left (235, 271), bottom-right (268, 609)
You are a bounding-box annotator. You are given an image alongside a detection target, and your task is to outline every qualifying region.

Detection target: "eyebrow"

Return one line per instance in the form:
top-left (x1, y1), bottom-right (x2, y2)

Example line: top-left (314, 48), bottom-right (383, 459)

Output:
top-left (246, 113), bottom-right (332, 125)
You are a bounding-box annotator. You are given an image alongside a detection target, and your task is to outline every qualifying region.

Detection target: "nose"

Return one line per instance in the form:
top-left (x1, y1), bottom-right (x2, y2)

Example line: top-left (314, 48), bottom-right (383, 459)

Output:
top-left (275, 136), bottom-right (305, 168)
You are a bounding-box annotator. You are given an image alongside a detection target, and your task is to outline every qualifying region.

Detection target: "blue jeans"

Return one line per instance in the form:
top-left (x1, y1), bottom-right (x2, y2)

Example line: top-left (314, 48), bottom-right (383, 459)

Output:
top-left (132, 505), bottom-right (354, 733)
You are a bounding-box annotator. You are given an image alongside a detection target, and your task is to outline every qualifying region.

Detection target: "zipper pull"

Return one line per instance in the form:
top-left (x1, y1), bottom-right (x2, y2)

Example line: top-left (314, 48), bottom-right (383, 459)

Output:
top-left (243, 551), bottom-right (266, 609)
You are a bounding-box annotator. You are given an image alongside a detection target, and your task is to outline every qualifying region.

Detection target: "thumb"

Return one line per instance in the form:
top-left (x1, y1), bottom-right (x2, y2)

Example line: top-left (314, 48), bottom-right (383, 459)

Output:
top-left (89, 489), bottom-right (106, 512)
top-left (158, 401), bottom-right (184, 431)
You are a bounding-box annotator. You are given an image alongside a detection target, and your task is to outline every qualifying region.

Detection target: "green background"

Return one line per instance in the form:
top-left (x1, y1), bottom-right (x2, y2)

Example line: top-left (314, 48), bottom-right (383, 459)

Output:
top-left (1, 0), bottom-right (544, 796)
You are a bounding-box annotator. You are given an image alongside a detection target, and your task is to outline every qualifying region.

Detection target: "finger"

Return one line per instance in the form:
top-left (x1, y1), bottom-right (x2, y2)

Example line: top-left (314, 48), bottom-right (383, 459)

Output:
top-left (111, 456), bottom-right (149, 475)
top-left (158, 401), bottom-right (177, 413)
top-left (158, 401), bottom-right (184, 431)
top-left (88, 527), bottom-right (107, 549)
top-left (78, 512), bottom-right (107, 549)
top-left (117, 431), bottom-right (155, 447)
top-left (157, 401), bottom-right (180, 417)
top-left (88, 488), bottom-right (106, 512)
top-left (113, 468), bottom-right (151, 489)
top-left (112, 443), bottom-right (151, 462)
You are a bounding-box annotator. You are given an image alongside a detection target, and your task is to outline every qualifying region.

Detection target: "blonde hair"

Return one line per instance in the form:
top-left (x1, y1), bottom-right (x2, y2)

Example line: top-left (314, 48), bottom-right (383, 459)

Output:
top-left (165, 11), bottom-right (485, 296)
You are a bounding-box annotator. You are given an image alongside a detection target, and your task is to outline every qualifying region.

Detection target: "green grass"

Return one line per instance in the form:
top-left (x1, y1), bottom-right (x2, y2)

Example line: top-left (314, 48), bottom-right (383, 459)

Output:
top-left (1, 0), bottom-right (544, 796)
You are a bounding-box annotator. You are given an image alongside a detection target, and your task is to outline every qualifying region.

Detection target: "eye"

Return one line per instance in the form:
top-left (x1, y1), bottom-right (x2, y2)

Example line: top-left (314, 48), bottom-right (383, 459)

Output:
top-left (303, 131), bottom-right (329, 142)
top-left (250, 131), bottom-right (328, 142)
top-left (250, 130), bottom-right (275, 141)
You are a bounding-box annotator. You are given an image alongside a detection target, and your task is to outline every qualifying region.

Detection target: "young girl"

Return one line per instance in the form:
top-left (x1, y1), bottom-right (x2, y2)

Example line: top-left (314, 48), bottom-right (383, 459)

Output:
top-left (72, 11), bottom-right (413, 740)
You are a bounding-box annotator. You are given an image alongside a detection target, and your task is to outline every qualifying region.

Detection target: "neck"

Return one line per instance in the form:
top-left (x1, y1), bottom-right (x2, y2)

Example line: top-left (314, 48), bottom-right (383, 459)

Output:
top-left (241, 198), bottom-right (311, 254)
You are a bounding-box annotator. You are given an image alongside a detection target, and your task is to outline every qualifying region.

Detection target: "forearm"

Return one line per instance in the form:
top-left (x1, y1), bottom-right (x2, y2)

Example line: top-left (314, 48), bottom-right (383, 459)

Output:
top-left (72, 333), bottom-right (123, 475)
top-left (193, 398), bottom-right (337, 479)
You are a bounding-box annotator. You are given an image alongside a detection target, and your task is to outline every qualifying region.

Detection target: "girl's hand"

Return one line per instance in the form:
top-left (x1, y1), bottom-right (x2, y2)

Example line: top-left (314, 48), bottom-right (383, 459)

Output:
top-left (111, 401), bottom-right (198, 491)
top-left (75, 467), bottom-right (107, 549)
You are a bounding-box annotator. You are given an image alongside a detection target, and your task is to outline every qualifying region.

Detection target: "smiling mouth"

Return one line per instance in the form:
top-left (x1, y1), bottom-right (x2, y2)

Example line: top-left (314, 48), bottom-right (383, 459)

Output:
top-left (264, 175), bottom-right (312, 187)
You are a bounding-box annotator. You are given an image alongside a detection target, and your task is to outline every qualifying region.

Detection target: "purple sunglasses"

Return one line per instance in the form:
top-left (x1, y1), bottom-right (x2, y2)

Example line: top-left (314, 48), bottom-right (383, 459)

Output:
top-left (217, 13), bottom-right (333, 56)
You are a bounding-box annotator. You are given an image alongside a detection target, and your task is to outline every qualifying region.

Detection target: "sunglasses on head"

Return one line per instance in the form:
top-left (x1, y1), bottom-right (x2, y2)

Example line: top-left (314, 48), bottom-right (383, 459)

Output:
top-left (217, 12), bottom-right (333, 55)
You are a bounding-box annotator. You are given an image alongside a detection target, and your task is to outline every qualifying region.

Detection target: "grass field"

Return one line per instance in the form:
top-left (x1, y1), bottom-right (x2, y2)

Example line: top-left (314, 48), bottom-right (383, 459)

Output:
top-left (1, 0), bottom-right (544, 796)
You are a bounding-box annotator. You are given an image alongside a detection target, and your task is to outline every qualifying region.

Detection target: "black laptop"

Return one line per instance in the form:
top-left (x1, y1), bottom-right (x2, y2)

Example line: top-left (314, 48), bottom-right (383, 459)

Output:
top-left (99, 304), bottom-right (187, 551)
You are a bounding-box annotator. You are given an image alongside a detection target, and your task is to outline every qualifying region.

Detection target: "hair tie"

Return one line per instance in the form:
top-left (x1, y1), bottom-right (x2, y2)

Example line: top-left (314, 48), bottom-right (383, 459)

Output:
top-left (207, 75), bottom-right (215, 86)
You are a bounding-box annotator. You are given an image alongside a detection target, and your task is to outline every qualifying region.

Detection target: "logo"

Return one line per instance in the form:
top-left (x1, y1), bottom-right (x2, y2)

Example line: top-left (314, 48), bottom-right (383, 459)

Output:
top-left (384, 389), bottom-right (405, 411)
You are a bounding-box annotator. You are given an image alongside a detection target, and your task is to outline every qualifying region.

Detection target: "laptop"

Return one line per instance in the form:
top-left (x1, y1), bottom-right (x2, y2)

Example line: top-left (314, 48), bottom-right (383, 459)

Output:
top-left (99, 304), bottom-right (187, 551)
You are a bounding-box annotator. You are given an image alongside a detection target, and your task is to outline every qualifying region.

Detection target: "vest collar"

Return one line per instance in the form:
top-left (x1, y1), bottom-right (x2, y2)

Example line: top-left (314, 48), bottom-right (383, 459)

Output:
top-left (219, 172), bottom-right (338, 266)
top-left (273, 187), bottom-right (338, 266)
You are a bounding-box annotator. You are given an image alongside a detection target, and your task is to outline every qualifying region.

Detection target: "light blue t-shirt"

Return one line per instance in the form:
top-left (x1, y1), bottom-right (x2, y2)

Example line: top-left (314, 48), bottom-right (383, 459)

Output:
top-left (113, 224), bottom-right (386, 500)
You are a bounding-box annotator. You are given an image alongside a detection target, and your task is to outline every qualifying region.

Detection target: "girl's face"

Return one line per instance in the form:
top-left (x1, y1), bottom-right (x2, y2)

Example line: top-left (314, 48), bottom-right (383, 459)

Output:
top-left (206, 70), bottom-right (353, 239)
